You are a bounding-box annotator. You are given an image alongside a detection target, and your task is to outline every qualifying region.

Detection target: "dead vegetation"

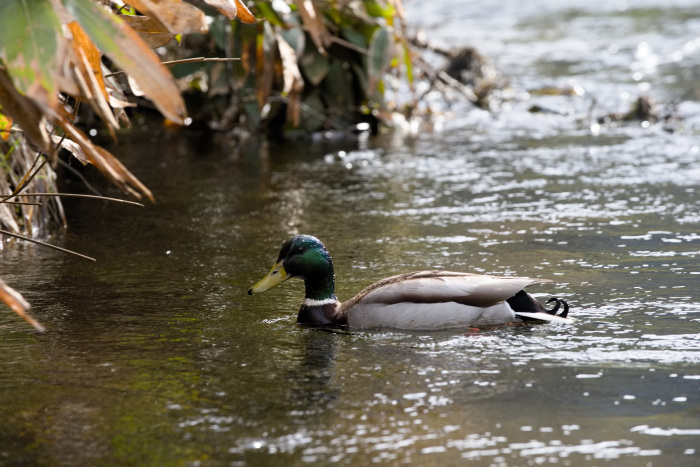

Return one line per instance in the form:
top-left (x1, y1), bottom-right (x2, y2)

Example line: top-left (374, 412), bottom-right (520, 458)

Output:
top-left (0, 0), bottom-right (255, 330)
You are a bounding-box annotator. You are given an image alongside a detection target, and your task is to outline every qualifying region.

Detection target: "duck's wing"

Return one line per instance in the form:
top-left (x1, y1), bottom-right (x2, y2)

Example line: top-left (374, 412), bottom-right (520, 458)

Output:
top-left (345, 271), bottom-right (550, 308)
top-left (338, 271), bottom-right (552, 330)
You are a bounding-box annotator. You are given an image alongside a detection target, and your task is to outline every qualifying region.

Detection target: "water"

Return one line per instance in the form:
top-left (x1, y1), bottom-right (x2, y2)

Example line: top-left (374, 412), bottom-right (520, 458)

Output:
top-left (2, 1), bottom-right (700, 465)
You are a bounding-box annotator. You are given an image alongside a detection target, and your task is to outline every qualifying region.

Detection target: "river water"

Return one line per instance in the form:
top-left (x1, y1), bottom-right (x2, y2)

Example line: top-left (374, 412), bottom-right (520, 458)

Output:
top-left (2, 1), bottom-right (700, 465)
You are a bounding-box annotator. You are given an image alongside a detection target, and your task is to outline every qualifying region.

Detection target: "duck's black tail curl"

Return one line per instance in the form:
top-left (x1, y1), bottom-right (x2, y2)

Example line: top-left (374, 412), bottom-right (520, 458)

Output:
top-left (507, 291), bottom-right (570, 321)
top-left (546, 297), bottom-right (569, 318)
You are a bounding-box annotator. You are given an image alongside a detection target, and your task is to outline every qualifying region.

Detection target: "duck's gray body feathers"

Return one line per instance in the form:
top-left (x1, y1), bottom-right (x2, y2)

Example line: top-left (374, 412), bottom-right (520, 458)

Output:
top-left (335, 271), bottom-right (552, 330)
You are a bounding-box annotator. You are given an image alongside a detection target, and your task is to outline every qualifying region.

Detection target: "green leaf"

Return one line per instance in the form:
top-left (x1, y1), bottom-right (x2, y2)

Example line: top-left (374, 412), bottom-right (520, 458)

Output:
top-left (209, 16), bottom-right (228, 51)
top-left (367, 26), bottom-right (392, 93)
top-left (362, 0), bottom-right (395, 20)
top-left (0, 0), bottom-right (62, 102)
top-left (228, 20), bottom-right (258, 89)
top-left (402, 41), bottom-right (414, 88)
top-left (341, 27), bottom-right (368, 50)
top-left (350, 62), bottom-right (368, 98)
top-left (301, 89), bottom-right (324, 132)
top-left (243, 100), bottom-right (261, 130)
top-left (280, 25), bottom-right (305, 58)
top-left (62, 0), bottom-right (187, 123)
top-left (323, 60), bottom-right (354, 109)
top-left (255, 1), bottom-right (285, 28)
top-left (300, 46), bottom-right (329, 86)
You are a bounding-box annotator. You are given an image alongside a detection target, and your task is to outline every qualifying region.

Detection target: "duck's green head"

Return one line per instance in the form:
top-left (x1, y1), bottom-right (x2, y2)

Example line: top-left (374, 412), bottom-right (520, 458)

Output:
top-left (248, 235), bottom-right (336, 300)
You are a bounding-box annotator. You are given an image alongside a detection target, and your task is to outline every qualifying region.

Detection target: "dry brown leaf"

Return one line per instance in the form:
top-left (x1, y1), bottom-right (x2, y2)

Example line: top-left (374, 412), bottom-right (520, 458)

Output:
top-left (77, 50), bottom-right (120, 133)
top-left (277, 33), bottom-right (304, 127)
top-left (58, 0), bottom-right (186, 123)
top-left (0, 279), bottom-right (45, 332)
top-left (63, 23), bottom-right (120, 135)
top-left (0, 69), bottom-right (53, 155)
top-left (127, 75), bottom-right (146, 97)
top-left (93, 144), bottom-right (153, 201)
top-left (199, 0), bottom-right (256, 22)
top-left (108, 95), bottom-right (137, 109)
top-left (52, 111), bottom-right (154, 202)
top-left (51, 134), bottom-right (88, 165)
top-left (293, 0), bottom-right (331, 55)
top-left (67, 22), bottom-right (108, 101)
top-left (233, 0), bottom-right (257, 23)
top-left (124, 0), bottom-right (208, 34)
top-left (120, 15), bottom-right (176, 48)
top-left (256, 22), bottom-right (276, 110)
top-left (94, 13), bottom-right (187, 123)
top-left (201, 0), bottom-right (237, 20)
top-left (102, 64), bottom-right (135, 128)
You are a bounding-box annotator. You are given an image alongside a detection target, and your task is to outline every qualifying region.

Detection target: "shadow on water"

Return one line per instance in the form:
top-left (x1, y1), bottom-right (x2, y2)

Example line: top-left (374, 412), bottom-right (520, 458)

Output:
top-left (3, 0), bottom-right (700, 464)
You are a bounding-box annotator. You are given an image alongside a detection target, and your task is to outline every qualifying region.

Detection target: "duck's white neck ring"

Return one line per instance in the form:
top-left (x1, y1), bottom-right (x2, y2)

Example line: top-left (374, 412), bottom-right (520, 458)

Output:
top-left (303, 297), bottom-right (338, 307)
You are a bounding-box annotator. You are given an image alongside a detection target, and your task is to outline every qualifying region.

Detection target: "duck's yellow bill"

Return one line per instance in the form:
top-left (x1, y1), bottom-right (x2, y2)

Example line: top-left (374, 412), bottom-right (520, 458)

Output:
top-left (248, 261), bottom-right (289, 294)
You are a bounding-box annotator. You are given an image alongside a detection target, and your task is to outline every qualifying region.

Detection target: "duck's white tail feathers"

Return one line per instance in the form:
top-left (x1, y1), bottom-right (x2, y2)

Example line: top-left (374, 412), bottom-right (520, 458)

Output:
top-left (515, 311), bottom-right (575, 324)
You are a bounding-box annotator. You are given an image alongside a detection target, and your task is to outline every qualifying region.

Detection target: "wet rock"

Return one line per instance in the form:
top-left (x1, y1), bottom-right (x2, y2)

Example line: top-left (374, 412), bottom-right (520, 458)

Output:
top-left (445, 47), bottom-right (501, 108)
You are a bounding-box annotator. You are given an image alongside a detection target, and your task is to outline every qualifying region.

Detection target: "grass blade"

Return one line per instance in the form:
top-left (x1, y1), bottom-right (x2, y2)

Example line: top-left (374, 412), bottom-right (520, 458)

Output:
top-left (9, 193), bottom-right (144, 207)
top-left (0, 229), bottom-right (96, 261)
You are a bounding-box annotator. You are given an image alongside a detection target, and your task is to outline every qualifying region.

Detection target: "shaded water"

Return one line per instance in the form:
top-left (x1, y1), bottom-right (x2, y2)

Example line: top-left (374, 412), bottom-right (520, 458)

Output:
top-left (2, 1), bottom-right (700, 465)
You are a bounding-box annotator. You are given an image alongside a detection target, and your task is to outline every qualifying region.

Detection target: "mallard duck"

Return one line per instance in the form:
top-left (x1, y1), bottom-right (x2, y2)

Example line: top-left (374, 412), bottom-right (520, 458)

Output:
top-left (248, 235), bottom-right (572, 330)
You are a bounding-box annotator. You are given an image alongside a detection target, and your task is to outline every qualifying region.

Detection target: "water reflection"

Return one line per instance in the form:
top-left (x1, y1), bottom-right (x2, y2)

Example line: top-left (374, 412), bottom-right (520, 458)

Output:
top-left (285, 330), bottom-right (341, 408)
